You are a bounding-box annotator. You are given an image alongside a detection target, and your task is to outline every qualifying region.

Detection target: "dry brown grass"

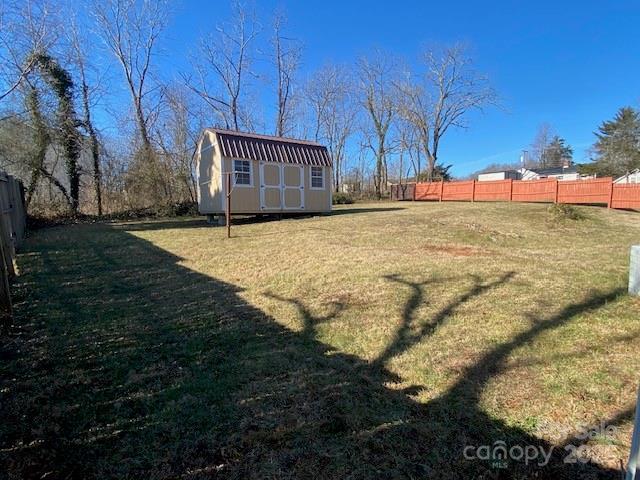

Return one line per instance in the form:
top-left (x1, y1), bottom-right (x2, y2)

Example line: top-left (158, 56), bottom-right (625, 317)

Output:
top-left (1, 201), bottom-right (639, 478)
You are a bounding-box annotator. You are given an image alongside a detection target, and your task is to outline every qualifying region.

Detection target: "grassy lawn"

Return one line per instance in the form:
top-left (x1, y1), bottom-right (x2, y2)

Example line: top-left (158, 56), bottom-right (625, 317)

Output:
top-left (2, 201), bottom-right (640, 478)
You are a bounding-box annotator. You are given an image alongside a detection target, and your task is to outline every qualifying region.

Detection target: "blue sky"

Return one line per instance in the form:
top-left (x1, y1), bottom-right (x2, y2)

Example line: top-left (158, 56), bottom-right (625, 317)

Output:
top-left (142, 1), bottom-right (639, 176)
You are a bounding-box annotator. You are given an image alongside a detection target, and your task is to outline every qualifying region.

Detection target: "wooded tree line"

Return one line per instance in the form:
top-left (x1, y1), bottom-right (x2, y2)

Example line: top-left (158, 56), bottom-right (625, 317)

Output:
top-left (0, 0), bottom-right (496, 216)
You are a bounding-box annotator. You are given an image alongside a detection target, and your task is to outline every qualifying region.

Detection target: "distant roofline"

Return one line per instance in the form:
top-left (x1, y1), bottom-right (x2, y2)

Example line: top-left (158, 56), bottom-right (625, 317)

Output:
top-left (206, 128), bottom-right (324, 147)
top-left (478, 169), bottom-right (520, 175)
top-left (529, 165), bottom-right (579, 174)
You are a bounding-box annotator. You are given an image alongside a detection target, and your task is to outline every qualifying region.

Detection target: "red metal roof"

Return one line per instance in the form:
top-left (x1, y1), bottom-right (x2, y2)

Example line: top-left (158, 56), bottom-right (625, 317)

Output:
top-left (208, 128), bottom-right (332, 167)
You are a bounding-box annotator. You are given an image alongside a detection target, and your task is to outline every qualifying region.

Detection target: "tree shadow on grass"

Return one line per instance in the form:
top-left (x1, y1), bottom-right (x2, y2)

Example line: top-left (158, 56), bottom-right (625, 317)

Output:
top-left (111, 217), bottom-right (212, 231)
top-left (113, 207), bottom-right (406, 234)
top-left (262, 291), bottom-right (346, 340)
top-left (373, 272), bottom-right (516, 367)
top-left (329, 206), bottom-right (405, 216)
top-left (0, 222), bottom-right (628, 479)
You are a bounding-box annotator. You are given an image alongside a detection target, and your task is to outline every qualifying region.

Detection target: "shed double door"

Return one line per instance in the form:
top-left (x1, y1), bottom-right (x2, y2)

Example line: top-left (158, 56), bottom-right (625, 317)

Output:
top-left (259, 162), bottom-right (304, 211)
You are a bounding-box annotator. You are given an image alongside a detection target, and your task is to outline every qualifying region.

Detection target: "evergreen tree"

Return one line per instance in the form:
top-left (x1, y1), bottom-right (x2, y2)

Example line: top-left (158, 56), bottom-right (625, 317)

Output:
top-left (543, 136), bottom-right (573, 168)
top-left (417, 163), bottom-right (452, 182)
top-left (591, 107), bottom-right (640, 177)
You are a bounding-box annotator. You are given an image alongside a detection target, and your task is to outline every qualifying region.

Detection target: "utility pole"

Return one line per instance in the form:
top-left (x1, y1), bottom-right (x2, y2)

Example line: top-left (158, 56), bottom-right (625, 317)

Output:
top-left (521, 150), bottom-right (528, 169)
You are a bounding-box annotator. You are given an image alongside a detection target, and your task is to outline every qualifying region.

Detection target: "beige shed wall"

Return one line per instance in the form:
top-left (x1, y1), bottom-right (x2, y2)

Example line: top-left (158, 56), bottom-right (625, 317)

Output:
top-left (303, 165), bottom-right (332, 212)
top-left (197, 146), bottom-right (332, 214)
top-left (197, 131), bottom-right (220, 214)
top-left (223, 156), bottom-right (261, 213)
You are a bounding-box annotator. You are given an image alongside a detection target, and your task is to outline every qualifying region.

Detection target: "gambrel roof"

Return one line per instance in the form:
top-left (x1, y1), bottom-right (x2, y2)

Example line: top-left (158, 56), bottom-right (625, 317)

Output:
top-left (205, 128), bottom-right (332, 168)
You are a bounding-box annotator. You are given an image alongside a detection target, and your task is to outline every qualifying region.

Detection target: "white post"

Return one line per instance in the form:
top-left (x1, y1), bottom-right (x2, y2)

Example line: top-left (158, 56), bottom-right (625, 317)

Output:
top-left (630, 246), bottom-right (640, 296)
top-left (627, 387), bottom-right (640, 480)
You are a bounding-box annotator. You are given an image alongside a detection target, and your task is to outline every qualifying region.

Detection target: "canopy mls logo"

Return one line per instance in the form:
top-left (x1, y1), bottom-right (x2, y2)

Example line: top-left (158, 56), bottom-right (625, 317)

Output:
top-left (463, 422), bottom-right (618, 469)
top-left (463, 441), bottom-right (554, 469)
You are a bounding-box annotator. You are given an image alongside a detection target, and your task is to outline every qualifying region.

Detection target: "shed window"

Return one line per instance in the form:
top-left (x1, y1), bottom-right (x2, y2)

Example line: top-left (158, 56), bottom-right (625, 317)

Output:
top-left (311, 166), bottom-right (324, 189)
top-left (233, 160), bottom-right (251, 185)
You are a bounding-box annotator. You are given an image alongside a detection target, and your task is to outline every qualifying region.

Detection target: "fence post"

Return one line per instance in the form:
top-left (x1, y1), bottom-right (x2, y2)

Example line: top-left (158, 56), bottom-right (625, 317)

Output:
top-left (0, 185), bottom-right (14, 278)
top-left (0, 215), bottom-right (12, 331)
top-left (439, 180), bottom-right (444, 202)
top-left (509, 179), bottom-right (513, 202)
top-left (471, 179), bottom-right (476, 203)
top-left (412, 183), bottom-right (416, 201)
top-left (554, 179), bottom-right (559, 204)
top-left (608, 179), bottom-right (614, 209)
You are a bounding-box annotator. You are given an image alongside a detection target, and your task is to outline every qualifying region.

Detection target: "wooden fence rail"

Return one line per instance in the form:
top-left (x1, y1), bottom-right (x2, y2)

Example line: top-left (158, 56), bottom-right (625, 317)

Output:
top-left (394, 177), bottom-right (640, 210)
top-left (0, 172), bottom-right (26, 329)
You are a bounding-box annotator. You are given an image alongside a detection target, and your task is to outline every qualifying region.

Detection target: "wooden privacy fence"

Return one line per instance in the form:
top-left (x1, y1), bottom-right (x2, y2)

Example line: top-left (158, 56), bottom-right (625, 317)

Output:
top-left (403, 177), bottom-right (640, 210)
top-left (390, 183), bottom-right (415, 201)
top-left (0, 172), bottom-right (26, 328)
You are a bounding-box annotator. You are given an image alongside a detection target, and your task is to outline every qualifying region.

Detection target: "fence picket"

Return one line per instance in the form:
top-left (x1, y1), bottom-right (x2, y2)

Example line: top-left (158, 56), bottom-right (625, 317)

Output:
top-left (0, 172), bottom-right (26, 329)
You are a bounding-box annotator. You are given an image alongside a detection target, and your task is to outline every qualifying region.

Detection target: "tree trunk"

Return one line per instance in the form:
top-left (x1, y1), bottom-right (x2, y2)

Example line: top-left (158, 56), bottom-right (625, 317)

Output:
top-left (376, 144), bottom-right (384, 199)
top-left (135, 100), bottom-right (151, 149)
top-left (426, 153), bottom-right (436, 181)
top-left (81, 83), bottom-right (102, 216)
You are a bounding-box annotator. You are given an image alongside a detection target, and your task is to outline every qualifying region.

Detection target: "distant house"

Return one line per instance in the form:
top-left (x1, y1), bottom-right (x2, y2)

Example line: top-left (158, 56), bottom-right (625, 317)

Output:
top-left (477, 165), bottom-right (595, 182)
top-left (477, 170), bottom-right (521, 181)
top-left (518, 165), bottom-right (594, 181)
top-left (614, 169), bottom-right (640, 184)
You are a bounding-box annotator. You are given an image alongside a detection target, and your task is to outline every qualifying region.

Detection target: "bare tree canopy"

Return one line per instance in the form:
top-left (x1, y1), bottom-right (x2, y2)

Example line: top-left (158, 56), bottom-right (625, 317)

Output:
top-left (154, 84), bottom-right (203, 204)
top-left (185, 1), bottom-right (259, 132)
top-left (306, 64), bottom-right (357, 191)
top-left (0, 2), bottom-right (507, 214)
top-left (396, 44), bottom-right (497, 180)
top-left (358, 52), bottom-right (397, 198)
top-left (92, 0), bottom-right (168, 148)
top-left (272, 12), bottom-right (301, 137)
top-left (69, 19), bottom-right (103, 215)
top-left (0, 0), bottom-right (58, 103)
top-left (530, 122), bottom-right (555, 167)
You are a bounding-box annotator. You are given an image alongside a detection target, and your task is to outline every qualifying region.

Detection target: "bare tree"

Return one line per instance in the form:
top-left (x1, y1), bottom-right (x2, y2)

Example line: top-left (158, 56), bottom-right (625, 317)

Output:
top-left (0, 0), bottom-right (58, 103)
top-left (0, 0), bottom-right (64, 214)
top-left (404, 123), bottom-right (423, 181)
top-left (358, 52), bottom-right (396, 198)
top-left (69, 20), bottom-right (103, 215)
top-left (154, 84), bottom-right (204, 204)
top-left (530, 122), bottom-right (555, 168)
top-left (92, 0), bottom-right (167, 149)
top-left (272, 12), bottom-right (301, 137)
top-left (395, 119), bottom-right (420, 183)
top-left (186, 2), bottom-right (259, 131)
top-left (306, 64), bottom-right (357, 191)
top-left (396, 44), bottom-right (497, 180)
top-left (394, 77), bottom-right (428, 179)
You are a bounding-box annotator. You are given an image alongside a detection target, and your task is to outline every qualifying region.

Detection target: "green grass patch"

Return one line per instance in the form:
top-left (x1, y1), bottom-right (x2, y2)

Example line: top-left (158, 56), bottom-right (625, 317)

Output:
top-left (1, 202), bottom-right (639, 478)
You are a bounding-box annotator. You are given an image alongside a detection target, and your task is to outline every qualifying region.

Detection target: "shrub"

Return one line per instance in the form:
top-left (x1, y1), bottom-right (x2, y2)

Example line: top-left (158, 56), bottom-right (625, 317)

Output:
top-left (158, 201), bottom-right (198, 217)
top-left (547, 203), bottom-right (584, 222)
top-left (332, 192), bottom-right (355, 205)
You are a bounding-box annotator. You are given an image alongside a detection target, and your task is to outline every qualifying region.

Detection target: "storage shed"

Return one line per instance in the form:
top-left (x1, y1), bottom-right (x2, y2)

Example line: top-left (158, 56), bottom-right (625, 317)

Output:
top-left (194, 128), bottom-right (333, 219)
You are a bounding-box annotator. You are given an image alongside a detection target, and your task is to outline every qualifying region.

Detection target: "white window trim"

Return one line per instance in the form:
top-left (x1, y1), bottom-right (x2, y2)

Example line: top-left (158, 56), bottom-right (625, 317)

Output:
top-left (310, 166), bottom-right (325, 190)
top-left (232, 159), bottom-right (253, 188)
